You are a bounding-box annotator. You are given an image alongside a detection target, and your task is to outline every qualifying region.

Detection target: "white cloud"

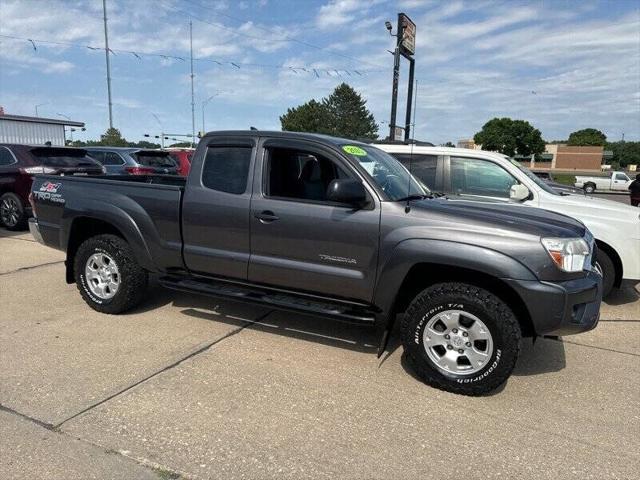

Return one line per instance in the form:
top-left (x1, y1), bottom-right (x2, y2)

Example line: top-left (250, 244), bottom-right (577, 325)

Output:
top-left (315, 0), bottom-right (385, 30)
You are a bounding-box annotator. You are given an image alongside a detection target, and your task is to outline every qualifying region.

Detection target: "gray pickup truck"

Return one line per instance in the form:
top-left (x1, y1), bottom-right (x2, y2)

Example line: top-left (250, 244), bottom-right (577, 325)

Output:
top-left (29, 131), bottom-right (602, 395)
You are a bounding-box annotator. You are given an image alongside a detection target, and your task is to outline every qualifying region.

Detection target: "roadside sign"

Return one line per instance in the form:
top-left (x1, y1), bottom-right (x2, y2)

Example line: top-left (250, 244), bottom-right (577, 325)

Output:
top-left (394, 126), bottom-right (405, 141)
top-left (399, 13), bottom-right (416, 56)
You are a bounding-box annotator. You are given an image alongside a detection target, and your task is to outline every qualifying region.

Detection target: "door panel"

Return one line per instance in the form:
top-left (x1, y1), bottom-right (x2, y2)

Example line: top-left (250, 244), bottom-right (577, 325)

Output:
top-left (182, 139), bottom-right (256, 279)
top-left (248, 139), bottom-right (380, 302)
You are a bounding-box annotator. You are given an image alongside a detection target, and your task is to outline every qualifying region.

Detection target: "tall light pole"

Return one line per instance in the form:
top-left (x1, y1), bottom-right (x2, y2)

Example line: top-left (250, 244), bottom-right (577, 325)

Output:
top-left (151, 113), bottom-right (165, 149)
top-left (35, 102), bottom-right (48, 117)
top-left (102, 0), bottom-right (114, 129)
top-left (189, 21), bottom-right (196, 148)
top-left (57, 113), bottom-right (72, 142)
top-left (201, 93), bottom-right (220, 134)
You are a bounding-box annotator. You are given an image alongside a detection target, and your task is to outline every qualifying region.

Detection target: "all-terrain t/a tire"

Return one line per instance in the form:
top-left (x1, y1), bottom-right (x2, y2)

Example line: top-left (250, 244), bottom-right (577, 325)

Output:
top-left (401, 282), bottom-right (521, 396)
top-left (74, 234), bottom-right (148, 314)
top-left (0, 192), bottom-right (28, 231)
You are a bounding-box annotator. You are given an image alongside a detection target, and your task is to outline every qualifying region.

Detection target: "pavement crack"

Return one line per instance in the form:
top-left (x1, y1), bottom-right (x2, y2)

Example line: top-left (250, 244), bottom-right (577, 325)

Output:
top-left (0, 403), bottom-right (56, 431)
top-left (549, 337), bottom-right (640, 357)
top-left (0, 260), bottom-right (64, 276)
top-left (54, 309), bottom-right (274, 429)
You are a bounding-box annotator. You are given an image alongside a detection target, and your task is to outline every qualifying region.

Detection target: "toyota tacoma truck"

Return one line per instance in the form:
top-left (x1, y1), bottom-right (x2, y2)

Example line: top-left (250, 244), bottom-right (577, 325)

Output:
top-left (29, 131), bottom-right (602, 395)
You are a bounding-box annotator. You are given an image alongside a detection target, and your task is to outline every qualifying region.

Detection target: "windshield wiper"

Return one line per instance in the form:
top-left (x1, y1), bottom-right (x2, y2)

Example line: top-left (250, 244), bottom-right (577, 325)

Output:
top-left (395, 193), bottom-right (432, 202)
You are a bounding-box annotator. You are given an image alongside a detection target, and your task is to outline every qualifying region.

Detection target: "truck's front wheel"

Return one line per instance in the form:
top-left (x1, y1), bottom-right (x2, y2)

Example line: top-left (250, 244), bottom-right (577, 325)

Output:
top-left (401, 282), bottom-right (521, 396)
top-left (74, 234), bottom-right (148, 314)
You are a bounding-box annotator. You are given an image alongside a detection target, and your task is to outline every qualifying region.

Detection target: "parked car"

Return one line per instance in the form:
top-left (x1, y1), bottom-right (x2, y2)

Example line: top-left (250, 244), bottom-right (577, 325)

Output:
top-left (575, 171), bottom-right (632, 193)
top-left (29, 131), bottom-right (602, 396)
top-left (532, 171), bottom-right (583, 195)
top-left (85, 147), bottom-right (178, 175)
top-left (0, 144), bottom-right (104, 230)
top-left (376, 144), bottom-right (639, 297)
top-left (164, 148), bottom-right (194, 176)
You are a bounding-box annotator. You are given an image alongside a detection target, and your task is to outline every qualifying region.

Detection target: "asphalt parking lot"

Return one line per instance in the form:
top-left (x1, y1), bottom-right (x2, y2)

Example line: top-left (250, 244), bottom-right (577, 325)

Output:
top-left (1, 229), bottom-right (638, 479)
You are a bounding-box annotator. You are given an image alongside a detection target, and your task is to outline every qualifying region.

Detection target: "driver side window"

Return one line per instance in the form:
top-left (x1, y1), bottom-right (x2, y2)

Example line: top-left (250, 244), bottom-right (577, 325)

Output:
top-left (264, 147), bottom-right (349, 202)
top-left (450, 157), bottom-right (517, 199)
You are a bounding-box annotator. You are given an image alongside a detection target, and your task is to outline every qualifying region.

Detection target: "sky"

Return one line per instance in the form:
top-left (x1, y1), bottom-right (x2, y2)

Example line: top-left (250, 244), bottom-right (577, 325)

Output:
top-left (0, 0), bottom-right (638, 145)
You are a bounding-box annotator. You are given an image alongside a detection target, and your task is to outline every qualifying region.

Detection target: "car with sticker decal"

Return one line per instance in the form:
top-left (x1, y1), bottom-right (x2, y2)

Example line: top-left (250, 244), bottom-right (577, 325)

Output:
top-left (29, 131), bottom-right (602, 395)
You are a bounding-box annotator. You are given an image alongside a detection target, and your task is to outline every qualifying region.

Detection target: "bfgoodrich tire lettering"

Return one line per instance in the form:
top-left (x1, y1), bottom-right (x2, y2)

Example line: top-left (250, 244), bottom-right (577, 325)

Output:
top-left (74, 234), bottom-right (148, 314)
top-left (401, 282), bottom-right (521, 396)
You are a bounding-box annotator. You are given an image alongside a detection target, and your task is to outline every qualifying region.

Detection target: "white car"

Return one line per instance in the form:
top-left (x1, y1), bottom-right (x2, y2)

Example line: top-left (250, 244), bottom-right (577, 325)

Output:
top-left (375, 143), bottom-right (640, 296)
top-left (575, 171), bottom-right (632, 193)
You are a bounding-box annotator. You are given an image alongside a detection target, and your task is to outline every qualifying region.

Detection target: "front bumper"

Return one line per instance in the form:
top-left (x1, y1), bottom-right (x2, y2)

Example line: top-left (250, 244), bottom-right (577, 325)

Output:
top-left (504, 270), bottom-right (602, 336)
top-left (28, 217), bottom-right (44, 245)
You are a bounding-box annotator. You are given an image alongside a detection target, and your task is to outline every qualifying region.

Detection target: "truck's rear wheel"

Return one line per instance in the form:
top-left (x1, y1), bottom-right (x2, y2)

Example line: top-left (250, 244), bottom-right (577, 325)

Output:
top-left (584, 183), bottom-right (596, 194)
top-left (74, 234), bottom-right (148, 314)
top-left (401, 282), bottom-right (521, 396)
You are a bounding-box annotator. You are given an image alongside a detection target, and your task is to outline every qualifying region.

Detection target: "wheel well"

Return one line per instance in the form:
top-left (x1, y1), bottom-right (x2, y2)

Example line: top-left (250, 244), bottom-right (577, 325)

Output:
top-left (595, 240), bottom-right (622, 287)
top-left (392, 263), bottom-right (535, 337)
top-left (65, 217), bottom-right (124, 283)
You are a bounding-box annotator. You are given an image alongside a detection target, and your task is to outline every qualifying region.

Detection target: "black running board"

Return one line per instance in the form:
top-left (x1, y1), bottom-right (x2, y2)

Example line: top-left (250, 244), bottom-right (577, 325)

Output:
top-left (158, 276), bottom-right (377, 325)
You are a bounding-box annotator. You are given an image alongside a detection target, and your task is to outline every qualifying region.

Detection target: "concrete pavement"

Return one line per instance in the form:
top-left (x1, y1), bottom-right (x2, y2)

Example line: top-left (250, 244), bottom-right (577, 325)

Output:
top-left (1, 230), bottom-right (638, 479)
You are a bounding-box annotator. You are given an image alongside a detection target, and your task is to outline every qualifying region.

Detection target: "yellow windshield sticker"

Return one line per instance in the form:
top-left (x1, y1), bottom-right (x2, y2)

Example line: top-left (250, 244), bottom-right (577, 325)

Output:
top-left (342, 145), bottom-right (367, 156)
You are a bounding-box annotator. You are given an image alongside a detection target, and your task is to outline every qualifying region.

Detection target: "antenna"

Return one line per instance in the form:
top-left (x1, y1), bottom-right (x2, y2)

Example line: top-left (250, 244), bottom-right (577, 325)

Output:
top-left (405, 78), bottom-right (419, 213)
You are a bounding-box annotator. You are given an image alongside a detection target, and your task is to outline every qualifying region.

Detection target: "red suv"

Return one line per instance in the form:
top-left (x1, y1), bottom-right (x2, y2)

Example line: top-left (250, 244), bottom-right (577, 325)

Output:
top-left (0, 144), bottom-right (104, 230)
top-left (165, 148), bottom-right (194, 176)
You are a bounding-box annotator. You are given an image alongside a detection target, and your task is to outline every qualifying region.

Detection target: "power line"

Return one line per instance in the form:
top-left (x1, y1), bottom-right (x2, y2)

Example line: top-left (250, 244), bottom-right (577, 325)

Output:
top-left (0, 34), bottom-right (381, 77)
top-left (175, 0), bottom-right (387, 69)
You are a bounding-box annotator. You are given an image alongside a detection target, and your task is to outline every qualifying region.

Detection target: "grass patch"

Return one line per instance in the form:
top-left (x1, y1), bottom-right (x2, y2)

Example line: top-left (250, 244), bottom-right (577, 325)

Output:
top-left (551, 174), bottom-right (576, 186)
top-left (153, 467), bottom-right (181, 480)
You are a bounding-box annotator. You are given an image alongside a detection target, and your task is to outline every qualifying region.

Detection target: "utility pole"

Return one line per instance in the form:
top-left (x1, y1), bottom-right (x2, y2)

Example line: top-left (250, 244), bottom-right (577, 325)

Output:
top-left (102, 0), bottom-right (114, 129)
top-left (189, 21), bottom-right (196, 148)
top-left (388, 27), bottom-right (401, 141)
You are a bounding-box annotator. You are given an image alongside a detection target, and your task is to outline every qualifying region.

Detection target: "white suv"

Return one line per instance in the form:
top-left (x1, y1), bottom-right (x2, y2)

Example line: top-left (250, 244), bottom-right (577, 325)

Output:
top-left (375, 144), bottom-right (640, 297)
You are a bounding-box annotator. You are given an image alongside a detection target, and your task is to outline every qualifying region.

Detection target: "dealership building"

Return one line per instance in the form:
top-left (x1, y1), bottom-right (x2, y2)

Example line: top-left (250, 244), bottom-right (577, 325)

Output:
top-left (0, 112), bottom-right (84, 146)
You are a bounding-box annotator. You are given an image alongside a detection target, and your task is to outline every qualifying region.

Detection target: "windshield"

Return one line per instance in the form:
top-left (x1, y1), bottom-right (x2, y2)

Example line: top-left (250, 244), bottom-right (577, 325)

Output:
top-left (135, 151), bottom-right (176, 168)
top-left (340, 144), bottom-right (428, 201)
top-left (31, 148), bottom-right (102, 168)
top-left (507, 158), bottom-right (560, 196)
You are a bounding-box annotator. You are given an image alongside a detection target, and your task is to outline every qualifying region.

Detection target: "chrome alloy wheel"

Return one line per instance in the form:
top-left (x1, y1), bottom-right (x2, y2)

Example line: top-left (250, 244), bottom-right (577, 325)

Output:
top-left (85, 253), bottom-right (120, 300)
top-left (0, 197), bottom-right (20, 227)
top-left (422, 310), bottom-right (494, 376)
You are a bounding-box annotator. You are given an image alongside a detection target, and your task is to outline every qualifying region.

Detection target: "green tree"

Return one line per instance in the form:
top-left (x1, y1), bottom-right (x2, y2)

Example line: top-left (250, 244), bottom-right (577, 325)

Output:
top-left (280, 83), bottom-right (378, 140)
top-left (567, 128), bottom-right (607, 146)
top-left (323, 83), bottom-right (378, 140)
top-left (131, 140), bottom-right (162, 149)
top-left (606, 141), bottom-right (640, 168)
top-left (473, 117), bottom-right (545, 157)
top-left (167, 141), bottom-right (193, 148)
top-left (100, 127), bottom-right (129, 147)
top-left (280, 99), bottom-right (331, 135)
top-left (442, 141), bottom-right (455, 147)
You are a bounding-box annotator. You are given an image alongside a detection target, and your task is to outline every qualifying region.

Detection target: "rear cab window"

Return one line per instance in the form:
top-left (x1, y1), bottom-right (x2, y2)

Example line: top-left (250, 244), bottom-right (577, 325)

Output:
top-left (202, 146), bottom-right (253, 194)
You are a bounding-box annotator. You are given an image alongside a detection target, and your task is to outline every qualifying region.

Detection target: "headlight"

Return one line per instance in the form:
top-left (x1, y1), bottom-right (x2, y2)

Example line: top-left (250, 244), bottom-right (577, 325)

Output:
top-left (541, 237), bottom-right (590, 272)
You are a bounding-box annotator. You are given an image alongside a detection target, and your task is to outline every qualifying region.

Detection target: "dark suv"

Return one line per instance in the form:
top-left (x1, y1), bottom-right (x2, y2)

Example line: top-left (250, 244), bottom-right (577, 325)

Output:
top-left (0, 144), bottom-right (104, 230)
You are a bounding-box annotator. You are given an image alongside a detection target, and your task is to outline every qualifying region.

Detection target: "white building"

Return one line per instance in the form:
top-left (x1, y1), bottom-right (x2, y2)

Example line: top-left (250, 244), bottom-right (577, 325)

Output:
top-left (0, 113), bottom-right (84, 146)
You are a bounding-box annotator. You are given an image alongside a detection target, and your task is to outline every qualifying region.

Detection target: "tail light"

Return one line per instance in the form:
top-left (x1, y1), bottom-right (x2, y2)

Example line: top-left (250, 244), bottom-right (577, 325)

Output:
top-left (125, 166), bottom-right (155, 175)
top-left (28, 192), bottom-right (37, 218)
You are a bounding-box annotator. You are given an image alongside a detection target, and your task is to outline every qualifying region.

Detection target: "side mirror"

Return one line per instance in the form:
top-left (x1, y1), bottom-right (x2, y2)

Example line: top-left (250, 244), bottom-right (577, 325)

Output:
top-left (327, 179), bottom-right (367, 206)
top-left (510, 183), bottom-right (530, 201)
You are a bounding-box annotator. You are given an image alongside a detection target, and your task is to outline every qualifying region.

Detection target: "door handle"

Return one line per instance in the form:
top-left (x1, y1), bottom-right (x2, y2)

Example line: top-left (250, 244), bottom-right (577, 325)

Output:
top-left (255, 210), bottom-right (279, 223)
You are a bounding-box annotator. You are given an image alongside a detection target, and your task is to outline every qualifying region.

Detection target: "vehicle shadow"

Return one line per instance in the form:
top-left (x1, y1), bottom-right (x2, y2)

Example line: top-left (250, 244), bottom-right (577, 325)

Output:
top-left (604, 284), bottom-right (639, 306)
top-left (512, 337), bottom-right (566, 376)
top-left (0, 228), bottom-right (31, 239)
top-left (131, 280), bottom-right (381, 355)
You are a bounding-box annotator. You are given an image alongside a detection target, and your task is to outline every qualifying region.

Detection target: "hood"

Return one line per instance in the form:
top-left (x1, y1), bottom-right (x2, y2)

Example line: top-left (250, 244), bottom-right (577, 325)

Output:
top-left (409, 197), bottom-right (586, 239)
top-left (542, 192), bottom-right (640, 222)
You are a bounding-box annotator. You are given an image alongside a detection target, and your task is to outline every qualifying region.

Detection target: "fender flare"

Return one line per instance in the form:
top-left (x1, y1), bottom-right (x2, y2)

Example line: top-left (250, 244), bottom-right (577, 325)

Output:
top-left (61, 199), bottom-right (156, 273)
top-left (373, 238), bottom-right (537, 356)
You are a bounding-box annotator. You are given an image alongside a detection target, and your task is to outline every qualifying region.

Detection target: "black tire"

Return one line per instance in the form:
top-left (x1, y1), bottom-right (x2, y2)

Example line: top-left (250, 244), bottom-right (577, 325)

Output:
top-left (584, 183), bottom-right (596, 194)
top-left (74, 234), bottom-right (148, 314)
top-left (0, 192), bottom-right (28, 231)
top-left (595, 249), bottom-right (615, 298)
top-left (401, 282), bottom-right (521, 396)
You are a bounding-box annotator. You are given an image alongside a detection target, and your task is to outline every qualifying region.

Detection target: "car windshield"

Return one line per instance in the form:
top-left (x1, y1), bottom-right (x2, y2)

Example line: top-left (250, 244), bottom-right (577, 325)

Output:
top-left (507, 158), bottom-right (560, 196)
top-left (135, 151), bottom-right (176, 168)
top-left (30, 148), bottom-right (102, 168)
top-left (340, 144), bottom-right (428, 201)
